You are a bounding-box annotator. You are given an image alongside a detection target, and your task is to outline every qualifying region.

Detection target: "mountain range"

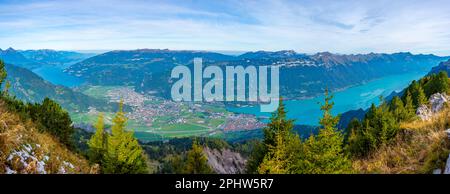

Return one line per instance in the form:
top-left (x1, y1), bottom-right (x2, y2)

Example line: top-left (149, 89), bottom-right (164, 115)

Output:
top-left (1, 47), bottom-right (449, 132)
top-left (66, 49), bottom-right (449, 99)
top-left (0, 48), bottom-right (94, 69)
top-left (20, 49), bottom-right (96, 67)
top-left (3, 63), bottom-right (114, 112)
top-left (0, 48), bottom-right (113, 112)
top-left (428, 59), bottom-right (450, 76)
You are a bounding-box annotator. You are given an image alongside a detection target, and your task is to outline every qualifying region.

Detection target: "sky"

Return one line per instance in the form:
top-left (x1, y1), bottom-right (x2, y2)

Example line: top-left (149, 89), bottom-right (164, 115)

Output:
top-left (1, 0), bottom-right (450, 55)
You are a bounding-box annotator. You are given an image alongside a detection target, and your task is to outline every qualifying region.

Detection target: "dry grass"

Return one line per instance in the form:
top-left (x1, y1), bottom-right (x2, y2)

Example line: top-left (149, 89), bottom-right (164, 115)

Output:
top-left (0, 102), bottom-right (94, 174)
top-left (353, 106), bottom-right (450, 174)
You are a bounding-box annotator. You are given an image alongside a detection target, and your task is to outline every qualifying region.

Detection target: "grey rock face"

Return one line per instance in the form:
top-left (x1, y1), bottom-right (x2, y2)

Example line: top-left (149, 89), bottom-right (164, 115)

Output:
top-left (416, 105), bottom-right (432, 121)
top-left (204, 147), bottom-right (246, 174)
top-left (433, 169), bottom-right (442, 174)
top-left (444, 154), bottom-right (450, 174)
top-left (430, 93), bottom-right (448, 113)
top-left (416, 93), bottom-right (448, 121)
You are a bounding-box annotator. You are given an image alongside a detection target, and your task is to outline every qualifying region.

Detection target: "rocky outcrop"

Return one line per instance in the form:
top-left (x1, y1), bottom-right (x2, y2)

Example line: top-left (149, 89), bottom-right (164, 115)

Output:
top-left (203, 147), bottom-right (246, 174)
top-left (430, 93), bottom-right (448, 113)
top-left (446, 128), bottom-right (450, 140)
top-left (0, 103), bottom-right (93, 174)
top-left (416, 105), bottom-right (432, 121)
top-left (433, 169), bottom-right (442, 174)
top-left (416, 93), bottom-right (448, 121)
top-left (444, 154), bottom-right (450, 174)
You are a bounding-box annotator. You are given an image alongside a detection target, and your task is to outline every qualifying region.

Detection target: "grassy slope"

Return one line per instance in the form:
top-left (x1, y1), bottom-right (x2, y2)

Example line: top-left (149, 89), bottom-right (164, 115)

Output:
top-left (0, 101), bottom-right (93, 174)
top-left (353, 105), bottom-right (450, 174)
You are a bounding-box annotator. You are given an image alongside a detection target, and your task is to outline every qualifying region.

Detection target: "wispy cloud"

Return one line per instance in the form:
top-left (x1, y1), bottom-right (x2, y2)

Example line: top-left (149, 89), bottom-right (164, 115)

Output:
top-left (0, 0), bottom-right (449, 55)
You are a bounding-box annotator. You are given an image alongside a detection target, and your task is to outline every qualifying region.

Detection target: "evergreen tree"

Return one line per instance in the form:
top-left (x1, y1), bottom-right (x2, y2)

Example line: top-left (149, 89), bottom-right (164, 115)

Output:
top-left (423, 71), bottom-right (449, 96)
top-left (437, 71), bottom-right (449, 93)
top-left (258, 132), bottom-right (290, 174)
top-left (390, 96), bottom-right (407, 122)
top-left (246, 97), bottom-right (295, 173)
top-left (294, 90), bottom-right (352, 173)
top-left (372, 101), bottom-right (398, 145)
top-left (28, 98), bottom-right (74, 146)
top-left (245, 140), bottom-right (266, 174)
top-left (0, 60), bottom-right (6, 88)
top-left (258, 129), bottom-right (301, 174)
top-left (103, 100), bottom-right (148, 174)
top-left (404, 90), bottom-right (416, 119)
top-left (88, 113), bottom-right (107, 165)
top-left (346, 118), bottom-right (366, 157)
top-left (3, 80), bottom-right (11, 94)
top-left (184, 140), bottom-right (213, 174)
top-left (416, 86), bottom-right (427, 106)
top-left (348, 100), bottom-right (399, 157)
top-left (263, 97), bottom-right (294, 147)
top-left (408, 81), bottom-right (427, 107)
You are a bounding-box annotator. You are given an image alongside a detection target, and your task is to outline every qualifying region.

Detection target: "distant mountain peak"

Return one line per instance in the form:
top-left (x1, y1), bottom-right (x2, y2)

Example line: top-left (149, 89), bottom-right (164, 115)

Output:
top-left (238, 50), bottom-right (304, 59)
top-left (5, 47), bottom-right (16, 52)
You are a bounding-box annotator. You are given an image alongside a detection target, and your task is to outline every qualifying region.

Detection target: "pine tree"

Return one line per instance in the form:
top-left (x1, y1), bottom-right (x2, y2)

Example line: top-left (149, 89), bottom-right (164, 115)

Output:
top-left (28, 98), bottom-right (74, 146)
top-left (348, 99), bottom-right (399, 157)
top-left (423, 71), bottom-right (450, 96)
top-left (409, 81), bottom-right (427, 107)
top-left (390, 96), bottom-right (406, 122)
top-left (3, 80), bottom-right (11, 94)
top-left (184, 140), bottom-right (213, 174)
top-left (294, 90), bottom-right (351, 173)
top-left (377, 100), bottom-right (398, 144)
top-left (258, 132), bottom-right (289, 174)
top-left (404, 90), bottom-right (416, 119)
top-left (263, 97), bottom-right (294, 147)
top-left (436, 71), bottom-right (449, 94)
top-left (88, 113), bottom-right (107, 165)
top-left (103, 100), bottom-right (148, 174)
top-left (245, 140), bottom-right (266, 174)
top-left (0, 60), bottom-right (6, 88)
top-left (346, 118), bottom-right (366, 157)
top-left (246, 97), bottom-right (295, 173)
top-left (416, 85), bottom-right (427, 106)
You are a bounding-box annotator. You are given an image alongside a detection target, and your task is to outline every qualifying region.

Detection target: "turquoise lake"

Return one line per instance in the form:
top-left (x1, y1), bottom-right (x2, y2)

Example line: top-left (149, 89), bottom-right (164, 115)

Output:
top-left (32, 66), bottom-right (84, 88)
top-left (33, 64), bottom-right (429, 126)
top-left (227, 71), bottom-right (429, 126)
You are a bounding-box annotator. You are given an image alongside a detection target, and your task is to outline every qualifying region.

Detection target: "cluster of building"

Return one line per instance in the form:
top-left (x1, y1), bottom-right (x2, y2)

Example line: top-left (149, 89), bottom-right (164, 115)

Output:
top-left (101, 87), bottom-right (266, 132)
top-left (220, 114), bottom-right (266, 131)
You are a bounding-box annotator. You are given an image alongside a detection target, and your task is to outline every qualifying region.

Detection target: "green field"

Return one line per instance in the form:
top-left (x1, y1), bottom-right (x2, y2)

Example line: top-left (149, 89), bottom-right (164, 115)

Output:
top-left (71, 85), bottom-right (233, 141)
top-left (81, 85), bottom-right (132, 100)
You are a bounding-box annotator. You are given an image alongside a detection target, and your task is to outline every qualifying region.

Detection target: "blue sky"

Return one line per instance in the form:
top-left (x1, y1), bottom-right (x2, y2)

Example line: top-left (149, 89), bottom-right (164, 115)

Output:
top-left (1, 0), bottom-right (450, 55)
